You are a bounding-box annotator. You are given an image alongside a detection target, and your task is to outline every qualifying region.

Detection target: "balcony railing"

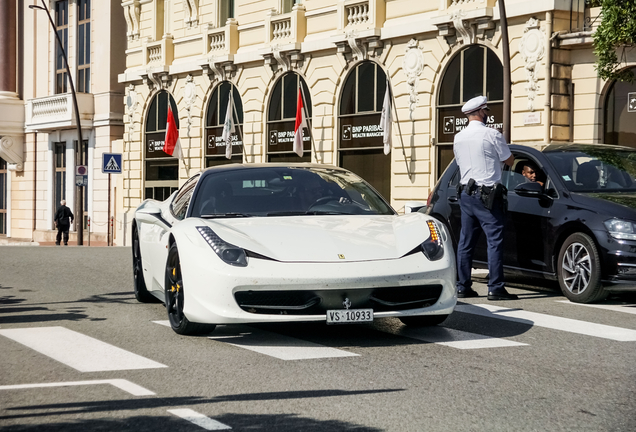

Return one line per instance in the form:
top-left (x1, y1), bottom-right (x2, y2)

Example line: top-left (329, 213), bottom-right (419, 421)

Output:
top-left (205, 19), bottom-right (238, 57)
top-left (569, 0), bottom-right (601, 33)
top-left (26, 93), bottom-right (94, 130)
top-left (265, 5), bottom-right (306, 46)
top-left (346, 2), bottom-right (370, 27)
top-left (144, 36), bottom-right (174, 68)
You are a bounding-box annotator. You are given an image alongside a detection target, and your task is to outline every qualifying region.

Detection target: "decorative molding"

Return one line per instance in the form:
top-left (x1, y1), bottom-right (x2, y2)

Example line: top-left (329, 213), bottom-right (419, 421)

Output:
top-left (451, 9), bottom-right (474, 45)
top-left (122, 0), bottom-right (140, 40)
top-left (402, 39), bottom-right (424, 120)
top-left (183, 75), bottom-right (197, 138)
top-left (125, 84), bottom-right (137, 144)
top-left (519, 17), bottom-right (545, 111)
top-left (142, 70), bottom-right (171, 91)
top-left (263, 45), bottom-right (304, 74)
top-left (183, 0), bottom-right (199, 27)
top-left (334, 31), bottom-right (383, 66)
top-left (0, 136), bottom-right (24, 171)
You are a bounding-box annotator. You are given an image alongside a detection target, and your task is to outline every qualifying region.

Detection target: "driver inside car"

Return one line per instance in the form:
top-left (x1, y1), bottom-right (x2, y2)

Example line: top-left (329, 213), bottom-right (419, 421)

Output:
top-left (522, 162), bottom-right (544, 187)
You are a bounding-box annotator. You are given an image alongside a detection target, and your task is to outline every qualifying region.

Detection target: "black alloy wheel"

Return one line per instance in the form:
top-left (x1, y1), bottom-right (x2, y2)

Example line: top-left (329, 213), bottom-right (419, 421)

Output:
top-left (399, 314), bottom-right (449, 327)
top-left (132, 225), bottom-right (159, 303)
top-left (557, 233), bottom-right (607, 303)
top-left (165, 243), bottom-right (216, 335)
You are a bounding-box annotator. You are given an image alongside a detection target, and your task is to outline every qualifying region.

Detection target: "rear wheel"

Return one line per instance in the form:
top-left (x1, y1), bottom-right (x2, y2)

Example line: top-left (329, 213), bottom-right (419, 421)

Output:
top-left (557, 233), bottom-right (607, 303)
top-left (165, 243), bottom-right (216, 335)
top-left (399, 315), bottom-right (449, 327)
top-left (132, 225), bottom-right (159, 303)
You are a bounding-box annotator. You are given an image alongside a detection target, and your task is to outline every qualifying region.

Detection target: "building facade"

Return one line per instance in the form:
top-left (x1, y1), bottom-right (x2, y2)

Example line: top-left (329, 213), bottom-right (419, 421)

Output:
top-left (0, 0), bottom-right (126, 244)
top-left (2, 0), bottom-right (636, 245)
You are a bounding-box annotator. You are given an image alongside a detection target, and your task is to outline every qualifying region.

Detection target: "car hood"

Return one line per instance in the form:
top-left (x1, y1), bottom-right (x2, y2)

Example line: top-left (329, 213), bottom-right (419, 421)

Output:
top-left (570, 192), bottom-right (636, 221)
top-left (193, 213), bottom-right (434, 262)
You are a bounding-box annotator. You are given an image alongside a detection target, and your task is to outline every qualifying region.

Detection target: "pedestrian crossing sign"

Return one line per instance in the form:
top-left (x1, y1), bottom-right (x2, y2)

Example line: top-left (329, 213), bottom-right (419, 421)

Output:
top-left (102, 153), bottom-right (122, 174)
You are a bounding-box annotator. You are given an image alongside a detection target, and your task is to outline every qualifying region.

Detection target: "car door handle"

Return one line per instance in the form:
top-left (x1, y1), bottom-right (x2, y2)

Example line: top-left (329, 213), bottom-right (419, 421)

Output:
top-left (448, 196), bottom-right (458, 202)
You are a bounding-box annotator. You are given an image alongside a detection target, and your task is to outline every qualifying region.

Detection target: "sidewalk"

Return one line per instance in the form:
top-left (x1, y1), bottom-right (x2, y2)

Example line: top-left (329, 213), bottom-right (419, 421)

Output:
top-left (0, 237), bottom-right (111, 247)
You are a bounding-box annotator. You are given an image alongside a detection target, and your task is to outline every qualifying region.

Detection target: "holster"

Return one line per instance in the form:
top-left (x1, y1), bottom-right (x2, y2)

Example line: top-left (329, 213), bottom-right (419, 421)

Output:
top-left (480, 183), bottom-right (507, 211)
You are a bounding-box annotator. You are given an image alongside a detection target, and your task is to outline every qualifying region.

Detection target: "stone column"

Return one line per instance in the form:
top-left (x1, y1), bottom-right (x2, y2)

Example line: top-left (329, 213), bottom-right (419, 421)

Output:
top-left (0, 0), bottom-right (17, 96)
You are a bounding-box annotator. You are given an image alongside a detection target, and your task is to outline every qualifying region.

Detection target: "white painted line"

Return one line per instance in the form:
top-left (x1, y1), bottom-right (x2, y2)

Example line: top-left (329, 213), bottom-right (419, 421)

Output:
top-left (0, 327), bottom-right (168, 372)
top-left (0, 379), bottom-right (155, 396)
top-left (396, 326), bottom-right (528, 349)
top-left (168, 409), bottom-right (231, 430)
top-left (153, 321), bottom-right (358, 360)
top-left (456, 304), bottom-right (636, 342)
top-left (557, 300), bottom-right (636, 315)
top-left (208, 325), bottom-right (359, 361)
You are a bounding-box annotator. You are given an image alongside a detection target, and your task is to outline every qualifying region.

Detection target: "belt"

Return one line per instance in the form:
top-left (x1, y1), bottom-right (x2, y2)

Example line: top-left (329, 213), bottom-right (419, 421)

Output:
top-left (459, 184), bottom-right (493, 196)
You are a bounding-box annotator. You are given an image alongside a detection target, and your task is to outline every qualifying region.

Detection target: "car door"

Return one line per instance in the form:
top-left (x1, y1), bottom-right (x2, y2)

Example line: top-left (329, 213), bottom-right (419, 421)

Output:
top-left (501, 152), bottom-right (555, 274)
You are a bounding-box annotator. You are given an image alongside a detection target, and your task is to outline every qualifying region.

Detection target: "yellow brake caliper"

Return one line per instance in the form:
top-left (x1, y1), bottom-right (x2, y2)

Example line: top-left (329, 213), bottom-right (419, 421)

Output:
top-left (170, 266), bottom-right (180, 293)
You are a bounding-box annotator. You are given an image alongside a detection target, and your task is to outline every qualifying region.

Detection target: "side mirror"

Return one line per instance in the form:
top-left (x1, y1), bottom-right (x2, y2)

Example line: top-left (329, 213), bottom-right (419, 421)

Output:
top-left (135, 204), bottom-right (162, 224)
top-left (404, 201), bottom-right (427, 213)
top-left (514, 181), bottom-right (543, 197)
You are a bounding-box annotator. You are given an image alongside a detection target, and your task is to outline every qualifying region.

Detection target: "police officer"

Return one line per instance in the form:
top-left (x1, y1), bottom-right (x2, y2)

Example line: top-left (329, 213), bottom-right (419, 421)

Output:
top-left (454, 96), bottom-right (517, 300)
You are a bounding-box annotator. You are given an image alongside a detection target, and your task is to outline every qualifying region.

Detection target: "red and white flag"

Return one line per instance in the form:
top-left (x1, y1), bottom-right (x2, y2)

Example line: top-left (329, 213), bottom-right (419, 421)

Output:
top-left (163, 105), bottom-right (182, 159)
top-left (293, 89), bottom-right (307, 157)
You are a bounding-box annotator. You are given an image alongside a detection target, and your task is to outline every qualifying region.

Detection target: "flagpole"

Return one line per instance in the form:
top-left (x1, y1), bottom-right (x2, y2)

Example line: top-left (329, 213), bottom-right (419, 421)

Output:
top-left (388, 81), bottom-right (413, 181)
top-left (299, 83), bottom-right (319, 163)
top-left (230, 88), bottom-right (247, 162)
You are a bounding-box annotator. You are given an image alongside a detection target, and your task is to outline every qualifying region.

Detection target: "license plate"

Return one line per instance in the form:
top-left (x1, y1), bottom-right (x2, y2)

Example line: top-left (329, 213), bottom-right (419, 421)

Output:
top-left (326, 309), bottom-right (373, 324)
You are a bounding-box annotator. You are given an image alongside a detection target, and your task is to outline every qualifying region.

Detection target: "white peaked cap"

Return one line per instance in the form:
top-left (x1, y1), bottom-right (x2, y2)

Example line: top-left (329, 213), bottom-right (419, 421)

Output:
top-left (461, 96), bottom-right (488, 114)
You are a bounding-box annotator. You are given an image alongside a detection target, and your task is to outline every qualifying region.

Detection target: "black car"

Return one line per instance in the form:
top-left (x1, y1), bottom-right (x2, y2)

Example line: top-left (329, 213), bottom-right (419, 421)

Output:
top-left (426, 143), bottom-right (636, 303)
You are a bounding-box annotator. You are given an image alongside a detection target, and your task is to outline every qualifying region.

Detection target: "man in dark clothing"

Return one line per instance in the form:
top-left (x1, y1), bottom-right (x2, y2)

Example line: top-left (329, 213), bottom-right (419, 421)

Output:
top-left (54, 200), bottom-right (74, 246)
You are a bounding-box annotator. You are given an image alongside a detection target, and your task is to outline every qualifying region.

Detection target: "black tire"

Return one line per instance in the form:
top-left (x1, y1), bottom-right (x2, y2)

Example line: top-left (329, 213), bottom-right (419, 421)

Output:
top-left (557, 233), bottom-right (607, 303)
top-left (399, 314), bottom-right (449, 327)
top-left (165, 243), bottom-right (216, 335)
top-left (132, 224), bottom-right (160, 303)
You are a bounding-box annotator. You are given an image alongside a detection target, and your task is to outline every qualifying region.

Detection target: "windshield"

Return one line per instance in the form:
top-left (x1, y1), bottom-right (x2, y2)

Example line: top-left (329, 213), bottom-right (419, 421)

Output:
top-left (546, 148), bottom-right (636, 193)
top-left (190, 166), bottom-right (395, 218)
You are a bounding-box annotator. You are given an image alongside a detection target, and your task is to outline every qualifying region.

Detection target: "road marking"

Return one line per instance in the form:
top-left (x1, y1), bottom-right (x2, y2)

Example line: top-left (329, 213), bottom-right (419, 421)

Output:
top-left (168, 409), bottom-right (231, 430)
top-left (456, 304), bottom-right (636, 342)
top-left (556, 300), bottom-right (636, 315)
top-left (0, 326), bottom-right (167, 372)
top-left (0, 379), bottom-right (155, 396)
top-left (395, 326), bottom-right (528, 349)
top-left (154, 321), bottom-right (358, 360)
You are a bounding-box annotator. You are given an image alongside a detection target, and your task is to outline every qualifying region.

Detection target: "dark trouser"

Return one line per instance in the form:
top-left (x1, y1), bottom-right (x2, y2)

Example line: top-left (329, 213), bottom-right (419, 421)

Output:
top-left (56, 224), bottom-right (70, 245)
top-left (456, 191), bottom-right (505, 293)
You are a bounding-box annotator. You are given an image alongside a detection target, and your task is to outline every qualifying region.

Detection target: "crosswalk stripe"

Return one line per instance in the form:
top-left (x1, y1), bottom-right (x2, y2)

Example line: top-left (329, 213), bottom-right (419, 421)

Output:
top-left (168, 409), bottom-right (231, 430)
top-left (556, 300), bottom-right (636, 315)
top-left (154, 321), bottom-right (357, 360)
top-left (0, 327), bottom-right (167, 372)
top-left (456, 304), bottom-right (636, 342)
top-left (394, 326), bottom-right (528, 349)
top-left (0, 379), bottom-right (155, 396)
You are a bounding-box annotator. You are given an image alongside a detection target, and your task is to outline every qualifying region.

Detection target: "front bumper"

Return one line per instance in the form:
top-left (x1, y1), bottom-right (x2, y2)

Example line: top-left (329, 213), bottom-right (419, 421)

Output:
top-left (598, 233), bottom-right (636, 290)
top-left (178, 245), bottom-right (457, 325)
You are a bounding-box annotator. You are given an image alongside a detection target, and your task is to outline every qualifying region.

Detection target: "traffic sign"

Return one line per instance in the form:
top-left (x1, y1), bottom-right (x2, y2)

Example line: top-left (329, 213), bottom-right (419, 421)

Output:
top-left (102, 153), bottom-right (122, 174)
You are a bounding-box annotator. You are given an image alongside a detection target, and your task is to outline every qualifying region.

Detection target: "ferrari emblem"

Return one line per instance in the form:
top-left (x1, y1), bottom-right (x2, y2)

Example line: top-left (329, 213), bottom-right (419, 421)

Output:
top-left (338, 254), bottom-right (345, 259)
top-left (343, 298), bottom-right (351, 309)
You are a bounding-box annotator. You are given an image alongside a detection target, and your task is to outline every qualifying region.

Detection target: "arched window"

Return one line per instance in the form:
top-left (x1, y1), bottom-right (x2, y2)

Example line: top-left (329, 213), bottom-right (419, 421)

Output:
top-left (338, 61), bottom-right (390, 200)
top-left (144, 90), bottom-right (179, 200)
top-left (604, 67), bottom-right (636, 148)
top-left (436, 46), bottom-right (504, 178)
top-left (266, 72), bottom-right (312, 163)
top-left (205, 81), bottom-right (243, 167)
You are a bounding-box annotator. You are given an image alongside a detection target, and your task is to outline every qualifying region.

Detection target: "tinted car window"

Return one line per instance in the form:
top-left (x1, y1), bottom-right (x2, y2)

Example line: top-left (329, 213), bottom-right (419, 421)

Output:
top-left (191, 167), bottom-right (395, 217)
top-left (171, 174), bottom-right (199, 220)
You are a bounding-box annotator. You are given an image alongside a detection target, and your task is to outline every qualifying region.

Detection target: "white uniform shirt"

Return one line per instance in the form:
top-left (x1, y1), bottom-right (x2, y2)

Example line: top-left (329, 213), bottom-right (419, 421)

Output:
top-left (453, 120), bottom-right (512, 186)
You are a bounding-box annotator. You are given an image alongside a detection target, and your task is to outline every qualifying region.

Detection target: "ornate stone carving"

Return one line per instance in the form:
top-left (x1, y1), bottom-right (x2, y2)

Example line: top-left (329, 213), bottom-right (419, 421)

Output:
top-left (451, 10), bottom-right (474, 45)
top-left (346, 30), bottom-right (366, 62)
top-left (0, 136), bottom-right (24, 171)
top-left (123, 0), bottom-right (140, 40)
top-left (402, 39), bottom-right (424, 121)
top-left (183, 0), bottom-right (199, 27)
top-left (183, 75), bottom-right (197, 138)
top-left (125, 84), bottom-right (138, 143)
top-left (519, 18), bottom-right (545, 111)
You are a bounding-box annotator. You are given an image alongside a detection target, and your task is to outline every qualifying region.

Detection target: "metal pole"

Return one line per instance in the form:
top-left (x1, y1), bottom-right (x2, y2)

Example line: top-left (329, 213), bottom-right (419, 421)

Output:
top-left (498, 0), bottom-right (512, 143)
top-left (30, 1), bottom-right (84, 245)
top-left (107, 173), bottom-right (111, 246)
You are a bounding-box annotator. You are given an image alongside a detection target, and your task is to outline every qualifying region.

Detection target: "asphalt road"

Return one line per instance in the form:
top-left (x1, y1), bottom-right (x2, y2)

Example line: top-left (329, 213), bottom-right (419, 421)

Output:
top-left (1, 246), bottom-right (635, 431)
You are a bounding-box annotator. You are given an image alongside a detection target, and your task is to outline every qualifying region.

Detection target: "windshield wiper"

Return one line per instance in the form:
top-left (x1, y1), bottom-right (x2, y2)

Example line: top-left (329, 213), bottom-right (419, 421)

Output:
top-left (200, 213), bottom-right (252, 218)
top-left (266, 211), bottom-right (307, 216)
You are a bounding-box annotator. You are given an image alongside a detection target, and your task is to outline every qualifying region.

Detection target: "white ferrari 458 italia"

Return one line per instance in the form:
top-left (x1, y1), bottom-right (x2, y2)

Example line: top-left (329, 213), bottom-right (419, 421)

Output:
top-left (132, 164), bottom-right (457, 335)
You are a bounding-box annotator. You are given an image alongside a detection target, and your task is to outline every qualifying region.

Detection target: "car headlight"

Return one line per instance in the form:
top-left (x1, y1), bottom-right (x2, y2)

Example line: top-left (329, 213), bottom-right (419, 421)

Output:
top-left (604, 218), bottom-right (636, 241)
top-left (421, 220), bottom-right (444, 261)
top-left (196, 226), bottom-right (248, 267)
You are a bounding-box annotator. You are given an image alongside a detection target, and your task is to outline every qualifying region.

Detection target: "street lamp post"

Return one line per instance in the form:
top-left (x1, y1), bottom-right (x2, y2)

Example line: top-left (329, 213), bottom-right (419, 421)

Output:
top-left (498, 0), bottom-right (512, 143)
top-left (30, 0), bottom-right (84, 245)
